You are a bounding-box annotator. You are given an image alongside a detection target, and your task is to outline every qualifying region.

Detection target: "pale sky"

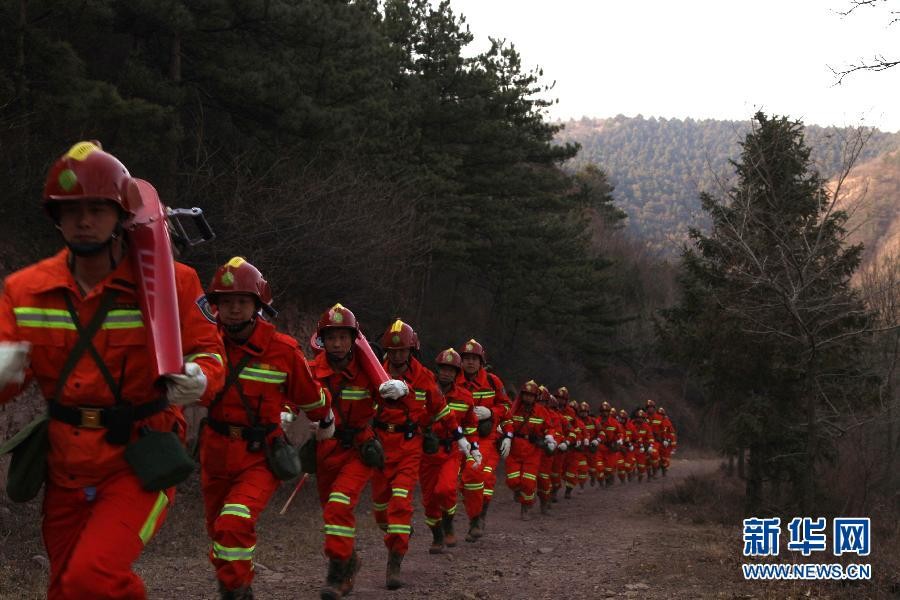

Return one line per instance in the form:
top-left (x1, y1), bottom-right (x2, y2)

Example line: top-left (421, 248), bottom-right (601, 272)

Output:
top-left (447, 0), bottom-right (900, 132)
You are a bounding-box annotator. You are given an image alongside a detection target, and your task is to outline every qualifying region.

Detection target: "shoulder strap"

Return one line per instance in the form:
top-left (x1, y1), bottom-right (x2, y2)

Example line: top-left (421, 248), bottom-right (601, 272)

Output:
top-left (209, 352), bottom-right (255, 418)
top-left (54, 289), bottom-right (120, 403)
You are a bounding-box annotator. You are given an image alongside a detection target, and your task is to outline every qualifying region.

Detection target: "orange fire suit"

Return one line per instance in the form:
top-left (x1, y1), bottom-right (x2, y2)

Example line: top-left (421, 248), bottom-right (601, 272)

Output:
top-left (456, 368), bottom-right (510, 507)
top-left (537, 405), bottom-right (563, 503)
top-left (600, 415), bottom-right (626, 481)
top-left (631, 419), bottom-right (652, 477)
top-left (550, 407), bottom-right (571, 492)
top-left (563, 412), bottom-right (585, 490)
top-left (373, 357), bottom-right (457, 555)
top-left (200, 318), bottom-right (329, 591)
top-left (310, 351), bottom-right (378, 562)
top-left (420, 382), bottom-right (480, 528)
top-left (502, 403), bottom-right (551, 506)
top-left (582, 415), bottom-right (599, 485)
top-left (0, 249), bottom-right (225, 600)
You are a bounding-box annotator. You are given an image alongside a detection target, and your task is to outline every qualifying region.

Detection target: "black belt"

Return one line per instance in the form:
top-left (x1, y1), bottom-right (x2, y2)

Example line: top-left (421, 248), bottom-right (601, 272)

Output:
top-left (206, 417), bottom-right (277, 441)
top-left (48, 398), bottom-right (169, 429)
top-left (514, 432), bottom-right (539, 443)
top-left (373, 420), bottom-right (417, 435)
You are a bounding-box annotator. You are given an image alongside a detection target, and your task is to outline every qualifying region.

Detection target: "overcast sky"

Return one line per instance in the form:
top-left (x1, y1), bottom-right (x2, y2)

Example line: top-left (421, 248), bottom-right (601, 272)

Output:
top-left (447, 0), bottom-right (900, 132)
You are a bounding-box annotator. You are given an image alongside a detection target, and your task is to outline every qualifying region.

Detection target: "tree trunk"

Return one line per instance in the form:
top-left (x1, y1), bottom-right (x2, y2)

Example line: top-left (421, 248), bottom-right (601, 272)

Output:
top-left (745, 443), bottom-right (762, 515)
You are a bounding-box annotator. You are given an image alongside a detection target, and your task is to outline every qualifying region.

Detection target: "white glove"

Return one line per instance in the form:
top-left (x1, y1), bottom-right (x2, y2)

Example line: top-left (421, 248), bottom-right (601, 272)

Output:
top-left (590, 438), bottom-right (600, 448)
top-left (575, 439), bottom-right (582, 448)
top-left (280, 411), bottom-right (296, 431)
top-left (378, 379), bottom-right (409, 400)
top-left (457, 436), bottom-right (472, 456)
top-left (470, 448), bottom-right (483, 467)
top-left (0, 342), bottom-right (30, 388)
top-left (316, 409), bottom-right (336, 441)
top-left (663, 440), bottom-right (670, 448)
top-left (499, 436), bottom-right (511, 459)
top-left (628, 444), bottom-right (634, 452)
top-left (544, 435), bottom-right (557, 453)
top-left (496, 424), bottom-right (504, 435)
top-left (639, 445), bottom-right (646, 453)
top-left (166, 361), bottom-right (207, 406)
top-left (473, 405), bottom-right (492, 420)
top-left (558, 441), bottom-right (568, 452)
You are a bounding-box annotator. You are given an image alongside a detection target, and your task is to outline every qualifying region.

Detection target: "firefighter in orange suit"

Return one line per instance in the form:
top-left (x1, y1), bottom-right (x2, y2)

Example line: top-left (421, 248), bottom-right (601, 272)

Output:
top-left (575, 401), bottom-right (594, 488)
top-left (657, 406), bottom-right (677, 474)
top-left (502, 380), bottom-right (555, 520)
top-left (618, 408), bottom-right (638, 481)
top-left (421, 347), bottom-right (483, 552)
top-left (0, 141), bottom-right (225, 600)
top-left (311, 303), bottom-right (392, 600)
top-left (536, 386), bottom-right (563, 514)
top-left (549, 387), bottom-right (572, 501)
top-left (456, 339), bottom-right (510, 531)
top-left (374, 320), bottom-right (469, 589)
top-left (631, 409), bottom-right (652, 482)
top-left (200, 258), bottom-right (331, 599)
top-left (562, 399), bottom-right (584, 498)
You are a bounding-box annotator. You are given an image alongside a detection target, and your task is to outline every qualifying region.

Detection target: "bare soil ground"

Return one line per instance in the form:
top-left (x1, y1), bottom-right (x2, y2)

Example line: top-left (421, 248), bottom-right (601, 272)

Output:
top-left (1, 455), bottom-right (895, 599)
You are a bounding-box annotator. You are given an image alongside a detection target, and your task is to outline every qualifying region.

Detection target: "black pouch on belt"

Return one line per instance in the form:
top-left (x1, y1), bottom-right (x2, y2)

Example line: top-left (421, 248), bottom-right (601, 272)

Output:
top-left (266, 435), bottom-right (303, 481)
top-left (298, 437), bottom-right (317, 474)
top-left (124, 426), bottom-right (196, 491)
top-left (0, 415), bottom-right (50, 503)
top-left (422, 427), bottom-right (440, 454)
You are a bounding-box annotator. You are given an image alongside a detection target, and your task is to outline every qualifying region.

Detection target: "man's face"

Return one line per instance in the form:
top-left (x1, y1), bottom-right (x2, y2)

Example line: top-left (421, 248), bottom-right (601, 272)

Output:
top-left (56, 199), bottom-right (120, 246)
top-left (323, 328), bottom-right (354, 360)
top-left (521, 392), bottom-right (536, 406)
top-left (386, 347), bottom-right (410, 368)
top-left (437, 365), bottom-right (457, 385)
top-left (216, 294), bottom-right (257, 327)
top-left (461, 354), bottom-right (481, 375)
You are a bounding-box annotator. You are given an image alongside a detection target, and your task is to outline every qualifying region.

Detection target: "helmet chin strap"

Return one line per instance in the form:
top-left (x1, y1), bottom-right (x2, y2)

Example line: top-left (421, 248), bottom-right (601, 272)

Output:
top-left (223, 316), bottom-right (256, 334)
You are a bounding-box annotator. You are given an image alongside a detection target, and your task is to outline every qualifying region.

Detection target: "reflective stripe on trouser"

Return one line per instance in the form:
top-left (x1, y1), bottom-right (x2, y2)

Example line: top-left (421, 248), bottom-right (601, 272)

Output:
top-left (550, 452), bottom-right (565, 490)
top-left (577, 451), bottom-right (590, 481)
top-left (316, 439), bottom-right (374, 561)
top-left (538, 453), bottom-right (554, 500)
top-left (43, 472), bottom-right (174, 600)
top-left (372, 435), bottom-right (422, 555)
top-left (563, 451), bottom-right (581, 489)
top-left (420, 448), bottom-right (462, 526)
top-left (459, 457), bottom-right (485, 519)
top-left (506, 442), bottom-right (541, 506)
top-left (201, 456), bottom-right (278, 591)
top-left (478, 440), bottom-right (499, 504)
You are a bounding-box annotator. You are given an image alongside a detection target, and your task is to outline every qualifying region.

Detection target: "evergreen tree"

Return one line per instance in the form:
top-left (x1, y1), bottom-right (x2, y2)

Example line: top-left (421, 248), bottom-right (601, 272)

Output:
top-left (660, 112), bottom-right (876, 513)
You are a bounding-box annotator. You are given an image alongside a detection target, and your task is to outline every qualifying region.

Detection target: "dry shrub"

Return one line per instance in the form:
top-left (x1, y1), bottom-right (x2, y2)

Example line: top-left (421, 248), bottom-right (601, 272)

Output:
top-left (646, 472), bottom-right (744, 525)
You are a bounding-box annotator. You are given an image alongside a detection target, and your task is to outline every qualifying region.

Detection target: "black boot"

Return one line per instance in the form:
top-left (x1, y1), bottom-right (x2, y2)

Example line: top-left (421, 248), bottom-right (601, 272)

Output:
top-left (478, 502), bottom-right (490, 533)
top-left (219, 582), bottom-right (254, 600)
top-left (386, 552), bottom-right (404, 590)
top-left (340, 552), bottom-right (361, 596)
top-left (442, 513), bottom-right (457, 547)
top-left (564, 486), bottom-right (572, 499)
top-left (465, 515), bottom-right (483, 542)
top-left (320, 558), bottom-right (346, 600)
top-left (429, 525), bottom-right (445, 554)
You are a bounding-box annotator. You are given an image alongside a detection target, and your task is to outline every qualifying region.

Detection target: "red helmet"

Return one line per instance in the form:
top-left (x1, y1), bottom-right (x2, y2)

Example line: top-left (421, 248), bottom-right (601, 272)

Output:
top-left (538, 385), bottom-right (551, 403)
top-left (381, 319), bottom-right (418, 350)
top-left (43, 141), bottom-right (133, 214)
top-left (579, 401), bottom-right (590, 413)
top-left (618, 409), bottom-right (628, 419)
top-left (600, 401), bottom-right (611, 412)
top-left (636, 409), bottom-right (647, 419)
top-left (557, 386), bottom-right (569, 401)
top-left (658, 407), bottom-right (667, 416)
top-left (435, 347), bottom-right (462, 370)
top-left (207, 257), bottom-right (275, 316)
top-left (458, 339), bottom-right (486, 363)
top-left (317, 303), bottom-right (358, 337)
top-left (646, 399), bottom-right (656, 408)
top-left (520, 380), bottom-right (540, 396)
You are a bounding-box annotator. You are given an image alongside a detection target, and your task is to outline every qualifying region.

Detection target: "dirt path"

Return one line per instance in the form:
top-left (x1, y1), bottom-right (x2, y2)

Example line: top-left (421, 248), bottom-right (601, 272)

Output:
top-left (131, 457), bottom-right (720, 599)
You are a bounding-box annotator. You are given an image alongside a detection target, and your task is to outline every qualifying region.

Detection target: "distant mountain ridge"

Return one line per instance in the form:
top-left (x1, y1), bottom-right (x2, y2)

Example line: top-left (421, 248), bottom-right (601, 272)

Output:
top-left (558, 115), bottom-right (900, 257)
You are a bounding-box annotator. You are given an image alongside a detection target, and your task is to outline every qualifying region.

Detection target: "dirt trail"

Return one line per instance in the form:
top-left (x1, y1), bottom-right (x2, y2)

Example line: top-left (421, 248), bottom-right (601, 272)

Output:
top-left (130, 457), bottom-right (719, 599)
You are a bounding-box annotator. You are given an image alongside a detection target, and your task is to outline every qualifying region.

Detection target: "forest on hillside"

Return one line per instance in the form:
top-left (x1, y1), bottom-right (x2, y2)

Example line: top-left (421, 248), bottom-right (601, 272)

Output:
top-left (558, 115), bottom-right (900, 255)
